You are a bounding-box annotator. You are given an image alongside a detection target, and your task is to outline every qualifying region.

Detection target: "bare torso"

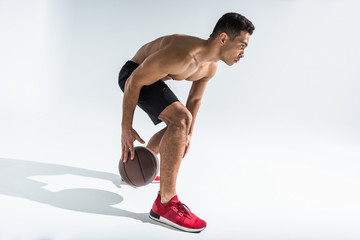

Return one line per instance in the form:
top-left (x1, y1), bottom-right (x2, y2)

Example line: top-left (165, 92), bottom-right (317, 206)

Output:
top-left (130, 34), bottom-right (217, 82)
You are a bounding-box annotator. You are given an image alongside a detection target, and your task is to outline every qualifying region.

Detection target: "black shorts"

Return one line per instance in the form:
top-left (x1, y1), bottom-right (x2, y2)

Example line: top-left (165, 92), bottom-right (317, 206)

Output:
top-left (118, 60), bottom-right (179, 125)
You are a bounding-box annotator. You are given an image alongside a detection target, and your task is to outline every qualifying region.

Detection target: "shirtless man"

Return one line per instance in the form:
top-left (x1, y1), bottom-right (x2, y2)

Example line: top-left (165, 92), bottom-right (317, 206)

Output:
top-left (118, 12), bottom-right (255, 232)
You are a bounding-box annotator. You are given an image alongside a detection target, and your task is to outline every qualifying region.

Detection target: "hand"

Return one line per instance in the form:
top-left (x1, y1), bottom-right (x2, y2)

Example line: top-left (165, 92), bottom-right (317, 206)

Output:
top-left (121, 127), bottom-right (145, 163)
top-left (183, 134), bottom-right (192, 158)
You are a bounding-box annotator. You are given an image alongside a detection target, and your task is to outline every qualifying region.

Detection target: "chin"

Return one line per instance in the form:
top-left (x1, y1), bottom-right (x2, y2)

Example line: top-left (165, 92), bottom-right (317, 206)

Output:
top-left (223, 60), bottom-right (234, 66)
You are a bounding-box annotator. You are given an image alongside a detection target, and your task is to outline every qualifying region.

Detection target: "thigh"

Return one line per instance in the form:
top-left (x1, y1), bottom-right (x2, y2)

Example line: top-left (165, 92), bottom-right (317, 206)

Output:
top-left (137, 80), bottom-right (180, 125)
top-left (157, 101), bottom-right (192, 125)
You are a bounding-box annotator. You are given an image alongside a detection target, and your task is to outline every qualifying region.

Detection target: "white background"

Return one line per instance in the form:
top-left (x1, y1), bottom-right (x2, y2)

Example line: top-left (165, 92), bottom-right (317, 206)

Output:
top-left (1, 0), bottom-right (359, 239)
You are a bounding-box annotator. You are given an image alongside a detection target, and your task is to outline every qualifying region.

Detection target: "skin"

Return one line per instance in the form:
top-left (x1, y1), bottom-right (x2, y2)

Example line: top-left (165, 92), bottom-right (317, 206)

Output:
top-left (121, 31), bottom-right (250, 204)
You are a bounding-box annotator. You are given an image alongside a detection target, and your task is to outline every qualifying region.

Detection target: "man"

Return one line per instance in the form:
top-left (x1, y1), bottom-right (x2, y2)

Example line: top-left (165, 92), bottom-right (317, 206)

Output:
top-left (118, 12), bottom-right (255, 232)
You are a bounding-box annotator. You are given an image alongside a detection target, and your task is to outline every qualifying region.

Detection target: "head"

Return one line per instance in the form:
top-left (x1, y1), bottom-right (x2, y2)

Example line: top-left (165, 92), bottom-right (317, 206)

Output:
top-left (209, 12), bottom-right (255, 66)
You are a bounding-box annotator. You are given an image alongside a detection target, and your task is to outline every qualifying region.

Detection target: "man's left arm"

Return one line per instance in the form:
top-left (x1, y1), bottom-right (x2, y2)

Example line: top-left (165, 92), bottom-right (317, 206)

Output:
top-left (186, 77), bottom-right (211, 136)
top-left (182, 64), bottom-right (217, 158)
top-left (186, 63), bottom-right (217, 136)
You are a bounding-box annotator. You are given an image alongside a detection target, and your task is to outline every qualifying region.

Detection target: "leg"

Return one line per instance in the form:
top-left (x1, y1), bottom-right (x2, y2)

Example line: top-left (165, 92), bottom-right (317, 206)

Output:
top-left (156, 101), bottom-right (192, 205)
top-left (146, 126), bottom-right (167, 155)
top-left (147, 127), bottom-right (167, 182)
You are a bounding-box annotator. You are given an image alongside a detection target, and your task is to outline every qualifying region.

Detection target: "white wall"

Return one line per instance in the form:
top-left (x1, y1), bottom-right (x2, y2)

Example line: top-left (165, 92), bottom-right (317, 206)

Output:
top-left (1, 0), bottom-right (359, 169)
top-left (1, 0), bottom-right (359, 140)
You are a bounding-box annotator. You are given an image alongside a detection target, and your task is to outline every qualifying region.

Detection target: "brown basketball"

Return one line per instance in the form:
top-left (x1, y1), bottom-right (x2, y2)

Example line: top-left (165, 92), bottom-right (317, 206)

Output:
top-left (119, 146), bottom-right (159, 187)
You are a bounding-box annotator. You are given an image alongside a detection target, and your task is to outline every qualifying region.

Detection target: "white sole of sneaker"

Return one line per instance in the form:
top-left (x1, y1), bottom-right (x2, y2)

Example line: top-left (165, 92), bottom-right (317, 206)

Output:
top-left (149, 210), bottom-right (206, 233)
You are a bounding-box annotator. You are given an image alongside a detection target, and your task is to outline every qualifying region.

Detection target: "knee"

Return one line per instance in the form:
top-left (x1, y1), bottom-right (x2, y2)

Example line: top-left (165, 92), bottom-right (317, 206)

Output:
top-left (169, 109), bottom-right (192, 131)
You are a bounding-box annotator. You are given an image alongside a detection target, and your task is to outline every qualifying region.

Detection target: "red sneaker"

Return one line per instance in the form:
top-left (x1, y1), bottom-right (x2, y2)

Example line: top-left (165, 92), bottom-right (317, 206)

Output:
top-left (152, 176), bottom-right (160, 183)
top-left (149, 193), bottom-right (206, 233)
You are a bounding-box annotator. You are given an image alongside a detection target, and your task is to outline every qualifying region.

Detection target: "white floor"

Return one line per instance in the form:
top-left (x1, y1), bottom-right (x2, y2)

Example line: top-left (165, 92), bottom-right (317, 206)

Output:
top-left (1, 111), bottom-right (360, 240)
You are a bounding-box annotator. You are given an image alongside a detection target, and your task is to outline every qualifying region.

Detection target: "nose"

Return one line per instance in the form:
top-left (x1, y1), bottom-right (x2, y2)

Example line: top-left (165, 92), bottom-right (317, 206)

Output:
top-left (239, 51), bottom-right (245, 58)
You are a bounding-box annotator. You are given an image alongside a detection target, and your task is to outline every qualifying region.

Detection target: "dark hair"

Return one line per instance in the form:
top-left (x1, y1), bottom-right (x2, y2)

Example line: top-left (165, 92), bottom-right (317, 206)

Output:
top-left (209, 12), bottom-right (255, 40)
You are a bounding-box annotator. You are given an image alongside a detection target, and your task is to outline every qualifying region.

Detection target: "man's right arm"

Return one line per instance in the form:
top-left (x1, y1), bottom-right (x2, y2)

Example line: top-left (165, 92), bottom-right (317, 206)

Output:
top-left (121, 49), bottom-right (189, 162)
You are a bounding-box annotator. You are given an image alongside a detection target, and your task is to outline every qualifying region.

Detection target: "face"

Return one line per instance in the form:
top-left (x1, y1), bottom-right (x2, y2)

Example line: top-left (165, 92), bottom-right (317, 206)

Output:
top-left (219, 31), bottom-right (250, 66)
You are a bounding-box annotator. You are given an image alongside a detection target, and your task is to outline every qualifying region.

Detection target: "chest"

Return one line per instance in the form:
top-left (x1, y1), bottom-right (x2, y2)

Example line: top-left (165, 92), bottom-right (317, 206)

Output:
top-left (167, 63), bottom-right (209, 81)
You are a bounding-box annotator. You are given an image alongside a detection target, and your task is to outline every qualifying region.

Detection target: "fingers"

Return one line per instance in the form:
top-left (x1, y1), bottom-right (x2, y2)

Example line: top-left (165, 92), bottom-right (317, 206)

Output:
top-left (121, 128), bottom-right (146, 163)
top-left (122, 142), bottom-right (134, 162)
top-left (183, 135), bottom-right (191, 158)
top-left (121, 146), bottom-right (124, 162)
top-left (135, 131), bottom-right (145, 144)
top-left (123, 144), bottom-right (129, 163)
top-left (129, 144), bottom-right (135, 160)
top-left (183, 144), bottom-right (190, 158)
top-left (121, 142), bottom-right (126, 162)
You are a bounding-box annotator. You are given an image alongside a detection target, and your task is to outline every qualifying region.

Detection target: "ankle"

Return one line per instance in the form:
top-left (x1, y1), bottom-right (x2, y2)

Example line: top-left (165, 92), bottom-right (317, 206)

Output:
top-left (160, 192), bottom-right (176, 205)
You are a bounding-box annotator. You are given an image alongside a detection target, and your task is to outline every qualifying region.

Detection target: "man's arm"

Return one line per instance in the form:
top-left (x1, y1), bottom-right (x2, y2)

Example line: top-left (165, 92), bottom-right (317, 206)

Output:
top-left (121, 50), bottom-right (189, 162)
top-left (185, 63), bottom-right (217, 136)
top-left (185, 78), bottom-right (210, 136)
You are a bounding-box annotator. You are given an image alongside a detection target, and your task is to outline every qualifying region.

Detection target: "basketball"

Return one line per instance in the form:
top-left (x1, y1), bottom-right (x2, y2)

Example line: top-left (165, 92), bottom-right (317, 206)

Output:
top-left (119, 146), bottom-right (159, 187)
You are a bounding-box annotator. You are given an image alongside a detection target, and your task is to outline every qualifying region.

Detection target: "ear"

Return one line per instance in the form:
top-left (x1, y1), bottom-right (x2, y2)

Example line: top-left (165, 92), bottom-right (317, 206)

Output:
top-left (218, 32), bottom-right (228, 46)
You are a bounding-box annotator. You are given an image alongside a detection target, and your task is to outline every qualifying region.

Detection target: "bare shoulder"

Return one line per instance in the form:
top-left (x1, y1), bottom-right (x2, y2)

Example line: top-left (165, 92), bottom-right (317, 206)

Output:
top-left (133, 34), bottom-right (197, 61)
top-left (130, 38), bottom-right (193, 80)
top-left (207, 62), bottom-right (218, 78)
top-left (169, 35), bottom-right (218, 80)
top-left (132, 34), bottom-right (207, 77)
top-left (161, 34), bottom-right (201, 60)
top-left (145, 35), bottom-right (197, 73)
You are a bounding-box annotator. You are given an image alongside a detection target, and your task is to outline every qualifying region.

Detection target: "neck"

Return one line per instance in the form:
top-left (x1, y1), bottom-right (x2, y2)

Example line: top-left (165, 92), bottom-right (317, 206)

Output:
top-left (194, 38), bottom-right (222, 64)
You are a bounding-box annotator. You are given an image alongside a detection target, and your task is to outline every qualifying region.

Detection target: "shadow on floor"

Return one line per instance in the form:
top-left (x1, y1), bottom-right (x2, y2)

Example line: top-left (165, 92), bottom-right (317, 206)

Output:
top-left (0, 157), bottom-right (178, 231)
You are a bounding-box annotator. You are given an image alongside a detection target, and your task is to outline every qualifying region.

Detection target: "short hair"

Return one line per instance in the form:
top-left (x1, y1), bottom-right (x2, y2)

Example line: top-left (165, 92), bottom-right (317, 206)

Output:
top-left (209, 12), bottom-right (255, 40)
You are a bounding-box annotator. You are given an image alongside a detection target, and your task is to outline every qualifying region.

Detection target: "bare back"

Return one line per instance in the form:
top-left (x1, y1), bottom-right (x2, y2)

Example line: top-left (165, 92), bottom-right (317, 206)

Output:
top-left (130, 34), bottom-right (217, 82)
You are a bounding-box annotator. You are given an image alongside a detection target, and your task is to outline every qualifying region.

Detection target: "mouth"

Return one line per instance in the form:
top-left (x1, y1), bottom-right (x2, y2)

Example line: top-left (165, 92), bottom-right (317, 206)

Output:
top-left (234, 59), bottom-right (239, 63)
